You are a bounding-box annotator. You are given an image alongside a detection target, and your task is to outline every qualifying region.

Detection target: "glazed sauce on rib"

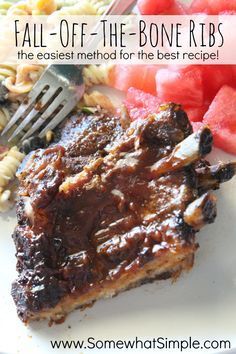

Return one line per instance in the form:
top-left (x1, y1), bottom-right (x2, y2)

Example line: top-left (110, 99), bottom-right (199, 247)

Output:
top-left (12, 106), bottom-right (199, 322)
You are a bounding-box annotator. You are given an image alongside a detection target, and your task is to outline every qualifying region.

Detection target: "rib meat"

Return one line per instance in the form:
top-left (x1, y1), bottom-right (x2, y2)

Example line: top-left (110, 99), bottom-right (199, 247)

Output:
top-left (11, 104), bottom-right (235, 323)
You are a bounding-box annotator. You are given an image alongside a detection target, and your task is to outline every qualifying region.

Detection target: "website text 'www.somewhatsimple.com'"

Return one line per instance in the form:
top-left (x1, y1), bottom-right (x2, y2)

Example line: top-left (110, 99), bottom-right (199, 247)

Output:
top-left (50, 336), bottom-right (231, 352)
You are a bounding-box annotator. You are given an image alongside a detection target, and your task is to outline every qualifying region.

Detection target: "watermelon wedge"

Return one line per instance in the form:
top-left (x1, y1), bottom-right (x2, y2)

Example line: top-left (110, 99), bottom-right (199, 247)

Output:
top-left (202, 65), bottom-right (235, 102)
top-left (138, 0), bottom-right (186, 14)
top-left (185, 105), bottom-right (208, 122)
top-left (203, 85), bottom-right (236, 154)
top-left (191, 121), bottom-right (206, 132)
top-left (156, 66), bottom-right (204, 107)
top-left (124, 87), bottom-right (160, 120)
top-left (109, 65), bottom-right (160, 94)
top-left (189, 0), bottom-right (236, 14)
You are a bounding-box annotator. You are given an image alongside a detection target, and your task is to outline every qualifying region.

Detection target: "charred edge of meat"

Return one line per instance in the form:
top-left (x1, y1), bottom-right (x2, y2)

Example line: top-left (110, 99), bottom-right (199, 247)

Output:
top-left (212, 162), bottom-right (236, 182)
top-left (142, 103), bottom-right (193, 146)
top-left (198, 127), bottom-right (213, 156)
top-left (170, 104), bottom-right (193, 137)
top-left (197, 162), bottom-right (236, 193)
top-left (15, 197), bottom-right (29, 226)
top-left (11, 273), bottom-right (68, 323)
top-left (159, 103), bottom-right (193, 137)
top-left (184, 193), bottom-right (217, 230)
top-left (184, 166), bottom-right (198, 190)
top-left (149, 127), bottom-right (214, 178)
top-left (174, 126), bottom-right (213, 160)
top-left (175, 214), bottom-right (196, 242)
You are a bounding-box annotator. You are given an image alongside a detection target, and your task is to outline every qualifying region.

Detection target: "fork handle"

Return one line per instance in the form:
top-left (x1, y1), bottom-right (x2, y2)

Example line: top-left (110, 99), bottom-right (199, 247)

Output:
top-left (85, 0), bottom-right (137, 53)
top-left (106, 0), bottom-right (137, 15)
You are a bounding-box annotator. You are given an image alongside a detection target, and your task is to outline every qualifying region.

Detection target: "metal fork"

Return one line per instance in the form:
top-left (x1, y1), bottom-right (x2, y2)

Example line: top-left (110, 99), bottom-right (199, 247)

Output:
top-left (2, 0), bottom-right (136, 143)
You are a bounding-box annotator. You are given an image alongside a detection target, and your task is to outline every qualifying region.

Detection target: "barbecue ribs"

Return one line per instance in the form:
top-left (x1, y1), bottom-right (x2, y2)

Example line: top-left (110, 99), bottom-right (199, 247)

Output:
top-left (12, 104), bottom-right (236, 323)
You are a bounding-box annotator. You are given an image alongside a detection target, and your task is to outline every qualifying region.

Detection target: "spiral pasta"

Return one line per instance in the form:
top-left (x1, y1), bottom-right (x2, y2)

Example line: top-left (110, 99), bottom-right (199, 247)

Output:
top-left (29, 0), bottom-right (57, 15)
top-left (0, 105), bottom-right (10, 131)
top-left (0, 188), bottom-right (12, 212)
top-left (0, 146), bottom-right (25, 189)
top-left (0, 145), bottom-right (24, 213)
top-left (53, 0), bottom-right (111, 15)
top-left (83, 90), bottom-right (114, 111)
top-left (83, 64), bottom-right (113, 87)
top-left (0, 64), bottom-right (43, 96)
top-left (90, 0), bottom-right (112, 15)
top-left (0, 1), bottom-right (11, 15)
top-left (1, 0), bottom-right (56, 16)
top-left (0, 64), bottom-right (16, 83)
top-left (0, 0), bottom-right (113, 95)
top-left (4, 64), bottom-right (44, 94)
top-left (55, 0), bottom-right (78, 9)
top-left (7, 0), bottom-right (32, 15)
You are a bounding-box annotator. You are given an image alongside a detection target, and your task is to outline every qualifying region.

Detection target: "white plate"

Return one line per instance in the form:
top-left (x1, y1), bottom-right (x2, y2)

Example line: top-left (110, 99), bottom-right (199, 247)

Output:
top-left (1, 0), bottom-right (236, 348)
top-left (0, 132), bottom-right (236, 354)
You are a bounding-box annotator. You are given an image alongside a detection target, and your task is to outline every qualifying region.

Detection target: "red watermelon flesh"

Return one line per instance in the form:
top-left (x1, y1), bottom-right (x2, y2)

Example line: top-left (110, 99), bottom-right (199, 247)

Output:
top-left (185, 105), bottom-right (208, 122)
top-left (109, 65), bottom-right (160, 94)
top-left (137, 0), bottom-right (174, 15)
top-left (166, 1), bottom-right (187, 14)
top-left (189, 0), bottom-right (236, 14)
top-left (124, 87), bottom-right (160, 120)
top-left (156, 66), bottom-right (204, 107)
top-left (218, 11), bottom-right (236, 14)
top-left (232, 66), bottom-right (236, 81)
top-left (203, 85), bottom-right (236, 154)
top-left (202, 65), bottom-right (235, 102)
top-left (137, 0), bottom-right (186, 14)
top-left (191, 121), bottom-right (206, 132)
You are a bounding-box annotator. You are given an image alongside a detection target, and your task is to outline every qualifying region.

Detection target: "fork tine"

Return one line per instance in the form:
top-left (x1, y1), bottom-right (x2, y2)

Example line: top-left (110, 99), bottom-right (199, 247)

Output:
top-left (20, 97), bottom-right (67, 141)
top-left (1, 104), bottom-right (29, 136)
top-left (20, 117), bottom-right (48, 142)
top-left (1, 81), bottom-right (47, 136)
top-left (8, 86), bottom-right (63, 142)
top-left (8, 108), bottom-right (40, 142)
top-left (38, 101), bottom-right (76, 138)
